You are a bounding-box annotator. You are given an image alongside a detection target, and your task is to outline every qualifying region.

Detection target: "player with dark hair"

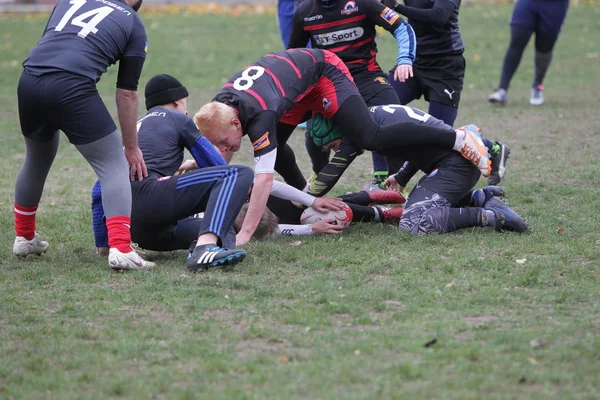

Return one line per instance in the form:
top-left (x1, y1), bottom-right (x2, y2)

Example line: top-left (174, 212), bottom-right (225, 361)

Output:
top-left (92, 74), bottom-right (253, 272)
top-left (382, 0), bottom-right (511, 186)
top-left (13, 0), bottom-right (154, 270)
top-left (194, 48), bottom-right (491, 244)
top-left (488, 0), bottom-right (569, 106)
top-left (288, 0), bottom-right (416, 191)
top-left (309, 106), bottom-right (530, 235)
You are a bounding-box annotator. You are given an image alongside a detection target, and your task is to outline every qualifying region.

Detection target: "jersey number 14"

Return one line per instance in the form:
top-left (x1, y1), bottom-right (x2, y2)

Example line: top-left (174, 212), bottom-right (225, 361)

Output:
top-left (55, 0), bottom-right (115, 39)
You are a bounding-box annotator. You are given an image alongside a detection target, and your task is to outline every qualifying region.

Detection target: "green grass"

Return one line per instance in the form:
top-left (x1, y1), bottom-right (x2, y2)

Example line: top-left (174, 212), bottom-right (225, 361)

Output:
top-left (1, 3), bottom-right (600, 399)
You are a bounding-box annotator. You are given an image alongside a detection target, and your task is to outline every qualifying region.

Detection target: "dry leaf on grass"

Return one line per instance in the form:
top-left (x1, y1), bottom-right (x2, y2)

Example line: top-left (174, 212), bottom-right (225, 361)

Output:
top-left (289, 241), bottom-right (302, 246)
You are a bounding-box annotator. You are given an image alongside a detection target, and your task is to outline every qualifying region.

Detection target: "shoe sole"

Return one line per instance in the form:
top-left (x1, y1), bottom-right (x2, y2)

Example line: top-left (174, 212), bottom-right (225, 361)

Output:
top-left (110, 263), bottom-right (156, 272)
top-left (13, 248), bottom-right (48, 258)
top-left (188, 252), bottom-right (247, 273)
top-left (488, 98), bottom-right (508, 105)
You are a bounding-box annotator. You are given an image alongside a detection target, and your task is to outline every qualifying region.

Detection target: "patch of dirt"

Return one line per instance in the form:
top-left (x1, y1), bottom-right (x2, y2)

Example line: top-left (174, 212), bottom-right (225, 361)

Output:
top-left (235, 337), bottom-right (312, 361)
top-left (463, 315), bottom-right (498, 325)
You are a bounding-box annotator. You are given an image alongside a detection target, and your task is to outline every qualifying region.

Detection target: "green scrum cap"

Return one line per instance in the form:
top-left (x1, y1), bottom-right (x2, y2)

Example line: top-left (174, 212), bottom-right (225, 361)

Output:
top-left (309, 114), bottom-right (344, 147)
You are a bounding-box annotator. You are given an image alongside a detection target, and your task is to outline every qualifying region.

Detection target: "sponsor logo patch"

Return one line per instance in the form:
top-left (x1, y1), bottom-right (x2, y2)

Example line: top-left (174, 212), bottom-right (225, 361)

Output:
top-left (375, 76), bottom-right (389, 85)
top-left (252, 132), bottom-right (271, 151)
top-left (380, 7), bottom-right (400, 25)
top-left (304, 14), bottom-right (323, 22)
top-left (314, 27), bottom-right (364, 46)
top-left (341, 0), bottom-right (358, 15)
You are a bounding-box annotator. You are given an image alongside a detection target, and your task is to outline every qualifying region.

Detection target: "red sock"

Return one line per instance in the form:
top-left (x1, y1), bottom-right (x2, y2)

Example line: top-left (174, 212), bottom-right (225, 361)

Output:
top-left (14, 203), bottom-right (37, 240)
top-left (106, 216), bottom-right (133, 253)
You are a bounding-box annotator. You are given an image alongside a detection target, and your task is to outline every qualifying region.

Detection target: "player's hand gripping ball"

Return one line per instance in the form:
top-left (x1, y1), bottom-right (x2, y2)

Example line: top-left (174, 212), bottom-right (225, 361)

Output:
top-left (300, 203), bottom-right (353, 227)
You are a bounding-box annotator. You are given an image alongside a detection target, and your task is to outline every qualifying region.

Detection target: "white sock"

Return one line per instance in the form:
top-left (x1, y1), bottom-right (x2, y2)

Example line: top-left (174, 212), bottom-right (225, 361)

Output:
top-left (453, 130), bottom-right (465, 152)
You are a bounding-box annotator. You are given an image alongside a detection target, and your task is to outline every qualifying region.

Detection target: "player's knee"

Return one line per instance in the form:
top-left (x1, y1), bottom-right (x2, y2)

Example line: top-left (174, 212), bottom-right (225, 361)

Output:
top-left (233, 165), bottom-right (254, 186)
top-left (399, 207), bottom-right (446, 236)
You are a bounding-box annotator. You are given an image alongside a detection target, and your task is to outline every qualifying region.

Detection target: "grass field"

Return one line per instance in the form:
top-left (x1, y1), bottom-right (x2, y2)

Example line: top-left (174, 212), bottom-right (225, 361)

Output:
top-left (1, 3), bottom-right (599, 399)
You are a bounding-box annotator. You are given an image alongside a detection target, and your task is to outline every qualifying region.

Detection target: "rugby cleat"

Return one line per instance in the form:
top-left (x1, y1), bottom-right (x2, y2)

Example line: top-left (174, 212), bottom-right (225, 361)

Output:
top-left (13, 233), bottom-right (49, 257)
top-left (488, 88), bottom-right (509, 105)
top-left (187, 244), bottom-right (247, 273)
top-left (471, 186), bottom-right (505, 207)
top-left (377, 206), bottom-right (404, 224)
top-left (482, 198), bottom-right (529, 233)
top-left (530, 85), bottom-right (544, 106)
top-left (456, 128), bottom-right (491, 177)
top-left (488, 142), bottom-right (510, 185)
top-left (108, 248), bottom-right (156, 271)
top-left (366, 189), bottom-right (406, 205)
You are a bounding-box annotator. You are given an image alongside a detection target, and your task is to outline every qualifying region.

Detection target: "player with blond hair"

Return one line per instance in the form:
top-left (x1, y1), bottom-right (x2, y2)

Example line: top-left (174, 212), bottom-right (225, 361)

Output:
top-left (195, 48), bottom-right (490, 244)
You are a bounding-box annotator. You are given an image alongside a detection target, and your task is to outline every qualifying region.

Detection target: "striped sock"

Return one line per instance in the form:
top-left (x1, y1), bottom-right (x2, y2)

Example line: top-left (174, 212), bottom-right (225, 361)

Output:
top-left (106, 216), bottom-right (133, 253)
top-left (14, 203), bottom-right (37, 240)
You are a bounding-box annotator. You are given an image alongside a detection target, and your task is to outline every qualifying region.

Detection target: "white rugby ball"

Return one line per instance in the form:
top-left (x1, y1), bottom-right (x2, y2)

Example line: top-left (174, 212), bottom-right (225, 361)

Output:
top-left (300, 203), bottom-right (353, 227)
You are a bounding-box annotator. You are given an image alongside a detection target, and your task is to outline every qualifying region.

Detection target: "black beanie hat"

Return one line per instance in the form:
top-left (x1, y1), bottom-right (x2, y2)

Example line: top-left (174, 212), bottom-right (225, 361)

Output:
top-left (145, 74), bottom-right (189, 110)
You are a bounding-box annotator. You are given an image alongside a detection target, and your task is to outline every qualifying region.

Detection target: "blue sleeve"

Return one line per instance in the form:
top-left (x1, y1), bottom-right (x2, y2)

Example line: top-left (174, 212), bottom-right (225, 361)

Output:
top-left (189, 136), bottom-right (227, 169)
top-left (393, 20), bottom-right (417, 66)
top-left (91, 180), bottom-right (108, 248)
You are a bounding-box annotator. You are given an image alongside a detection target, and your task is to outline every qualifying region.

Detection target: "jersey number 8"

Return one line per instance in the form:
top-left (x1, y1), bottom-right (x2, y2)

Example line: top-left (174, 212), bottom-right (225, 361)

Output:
top-left (233, 66), bottom-right (265, 91)
top-left (55, 0), bottom-right (115, 39)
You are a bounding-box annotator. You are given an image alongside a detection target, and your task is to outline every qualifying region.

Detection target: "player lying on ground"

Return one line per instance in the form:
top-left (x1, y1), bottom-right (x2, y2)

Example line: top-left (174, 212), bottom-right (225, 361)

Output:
top-left (381, 0), bottom-right (511, 186)
top-left (194, 48), bottom-right (491, 245)
top-left (93, 74), bottom-right (252, 272)
top-left (310, 105), bottom-right (530, 235)
top-left (306, 103), bottom-right (501, 198)
top-left (13, 0), bottom-right (153, 270)
top-left (288, 0), bottom-right (416, 190)
top-left (235, 183), bottom-right (407, 240)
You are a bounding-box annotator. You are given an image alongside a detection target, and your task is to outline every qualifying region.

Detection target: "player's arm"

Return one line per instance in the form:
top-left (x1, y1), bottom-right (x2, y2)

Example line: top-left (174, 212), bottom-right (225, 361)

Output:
top-left (238, 150), bottom-right (276, 245)
top-left (308, 141), bottom-right (363, 197)
top-left (287, 9), bottom-right (311, 49)
top-left (279, 220), bottom-right (345, 236)
top-left (271, 181), bottom-right (345, 210)
top-left (383, 0), bottom-right (457, 27)
top-left (117, 17), bottom-right (149, 181)
top-left (366, 0), bottom-right (416, 81)
top-left (179, 117), bottom-right (227, 168)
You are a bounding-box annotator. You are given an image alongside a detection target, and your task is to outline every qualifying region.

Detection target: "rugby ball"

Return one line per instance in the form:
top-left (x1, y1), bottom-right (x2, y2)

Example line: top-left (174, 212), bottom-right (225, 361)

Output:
top-left (300, 203), bottom-right (353, 227)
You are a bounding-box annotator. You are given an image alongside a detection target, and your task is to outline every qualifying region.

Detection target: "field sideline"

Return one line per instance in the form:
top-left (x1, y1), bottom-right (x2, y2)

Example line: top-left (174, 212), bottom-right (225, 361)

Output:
top-left (0, 3), bottom-right (599, 399)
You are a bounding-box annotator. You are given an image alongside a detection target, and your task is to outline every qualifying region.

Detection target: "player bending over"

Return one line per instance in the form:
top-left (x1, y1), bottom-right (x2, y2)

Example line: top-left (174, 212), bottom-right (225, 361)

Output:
top-left (310, 105), bottom-right (530, 235)
top-left (93, 75), bottom-right (252, 272)
top-left (194, 48), bottom-right (490, 245)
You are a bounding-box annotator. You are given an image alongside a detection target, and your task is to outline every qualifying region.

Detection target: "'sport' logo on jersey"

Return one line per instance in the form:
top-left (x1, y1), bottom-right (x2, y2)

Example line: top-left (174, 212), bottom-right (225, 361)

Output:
top-left (341, 0), bottom-right (358, 15)
top-left (315, 27), bottom-right (364, 46)
top-left (304, 14), bottom-right (323, 22)
top-left (322, 98), bottom-right (332, 111)
top-left (380, 7), bottom-right (400, 25)
top-left (252, 132), bottom-right (271, 151)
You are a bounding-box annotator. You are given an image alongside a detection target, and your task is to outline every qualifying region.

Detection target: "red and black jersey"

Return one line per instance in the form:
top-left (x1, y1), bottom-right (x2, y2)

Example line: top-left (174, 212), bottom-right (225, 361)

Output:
top-left (213, 48), bottom-right (355, 157)
top-left (289, 0), bottom-right (404, 74)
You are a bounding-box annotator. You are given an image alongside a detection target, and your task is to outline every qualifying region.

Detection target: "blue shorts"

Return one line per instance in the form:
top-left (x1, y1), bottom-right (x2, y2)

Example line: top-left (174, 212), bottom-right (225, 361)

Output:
top-left (18, 71), bottom-right (116, 145)
top-left (510, 0), bottom-right (569, 37)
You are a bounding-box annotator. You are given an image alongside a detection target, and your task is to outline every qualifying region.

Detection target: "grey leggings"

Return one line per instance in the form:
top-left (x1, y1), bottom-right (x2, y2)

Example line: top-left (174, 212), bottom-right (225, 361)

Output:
top-left (15, 130), bottom-right (131, 218)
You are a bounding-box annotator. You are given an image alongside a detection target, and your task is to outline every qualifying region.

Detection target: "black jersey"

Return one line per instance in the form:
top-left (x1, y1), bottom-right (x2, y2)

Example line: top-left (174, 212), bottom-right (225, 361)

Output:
top-left (213, 48), bottom-right (334, 156)
top-left (23, 0), bottom-right (147, 82)
top-left (289, 0), bottom-right (406, 73)
top-left (137, 107), bottom-right (204, 177)
top-left (370, 104), bottom-right (453, 176)
top-left (402, 0), bottom-right (463, 56)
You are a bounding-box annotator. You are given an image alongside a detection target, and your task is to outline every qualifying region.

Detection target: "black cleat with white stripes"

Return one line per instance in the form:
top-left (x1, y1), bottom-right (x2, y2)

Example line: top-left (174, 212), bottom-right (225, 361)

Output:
top-left (186, 244), bottom-right (247, 273)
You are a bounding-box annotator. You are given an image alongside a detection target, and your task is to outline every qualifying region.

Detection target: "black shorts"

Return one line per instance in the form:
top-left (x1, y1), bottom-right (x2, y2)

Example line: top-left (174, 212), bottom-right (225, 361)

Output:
top-left (17, 71), bottom-right (116, 144)
top-left (395, 53), bottom-right (465, 108)
top-left (353, 70), bottom-right (400, 107)
top-left (410, 152), bottom-right (480, 206)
